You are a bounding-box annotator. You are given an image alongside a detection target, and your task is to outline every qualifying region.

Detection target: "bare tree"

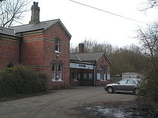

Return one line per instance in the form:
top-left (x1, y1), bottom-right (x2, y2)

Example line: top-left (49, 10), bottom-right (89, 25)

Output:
top-left (70, 39), bottom-right (113, 54)
top-left (139, 0), bottom-right (158, 11)
top-left (137, 22), bottom-right (158, 58)
top-left (81, 39), bottom-right (113, 54)
top-left (136, 19), bottom-right (158, 110)
top-left (137, 21), bottom-right (158, 73)
top-left (82, 39), bottom-right (96, 53)
top-left (0, 0), bottom-right (31, 28)
top-left (147, 0), bottom-right (158, 8)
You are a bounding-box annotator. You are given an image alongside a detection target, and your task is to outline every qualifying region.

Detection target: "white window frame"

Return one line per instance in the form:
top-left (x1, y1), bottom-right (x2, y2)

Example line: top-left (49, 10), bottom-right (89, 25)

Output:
top-left (52, 63), bottom-right (56, 81)
top-left (107, 74), bottom-right (110, 80)
top-left (101, 67), bottom-right (107, 81)
top-left (55, 38), bottom-right (60, 53)
top-left (102, 73), bottom-right (106, 81)
top-left (97, 73), bottom-right (101, 80)
top-left (78, 73), bottom-right (81, 80)
top-left (58, 63), bottom-right (62, 81)
top-left (52, 62), bottom-right (63, 81)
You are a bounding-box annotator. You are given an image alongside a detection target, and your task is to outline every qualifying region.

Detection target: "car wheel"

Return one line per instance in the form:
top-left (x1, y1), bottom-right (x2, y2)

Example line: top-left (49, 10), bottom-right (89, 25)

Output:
top-left (134, 88), bottom-right (139, 95)
top-left (107, 87), bottom-right (113, 93)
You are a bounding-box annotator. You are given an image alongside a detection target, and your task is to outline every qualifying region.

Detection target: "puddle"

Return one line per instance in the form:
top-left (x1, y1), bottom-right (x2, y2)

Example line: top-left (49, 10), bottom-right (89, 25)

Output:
top-left (82, 104), bottom-right (158, 118)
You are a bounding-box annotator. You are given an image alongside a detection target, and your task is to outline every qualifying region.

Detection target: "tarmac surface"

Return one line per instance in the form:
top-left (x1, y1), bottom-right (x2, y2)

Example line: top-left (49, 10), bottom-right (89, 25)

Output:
top-left (0, 86), bottom-right (136, 118)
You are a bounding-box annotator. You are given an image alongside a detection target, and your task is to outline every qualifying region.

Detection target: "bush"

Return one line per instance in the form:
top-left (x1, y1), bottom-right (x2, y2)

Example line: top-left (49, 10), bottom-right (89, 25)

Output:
top-left (0, 65), bottom-right (47, 98)
top-left (137, 73), bottom-right (158, 109)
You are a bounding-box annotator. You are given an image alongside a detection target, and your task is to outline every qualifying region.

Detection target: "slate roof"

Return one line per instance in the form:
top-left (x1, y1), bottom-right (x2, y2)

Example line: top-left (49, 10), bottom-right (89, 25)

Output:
top-left (10, 19), bottom-right (72, 38)
top-left (0, 27), bottom-right (19, 37)
top-left (70, 52), bottom-right (112, 63)
top-left (70, 54), bottom-right (80, 61)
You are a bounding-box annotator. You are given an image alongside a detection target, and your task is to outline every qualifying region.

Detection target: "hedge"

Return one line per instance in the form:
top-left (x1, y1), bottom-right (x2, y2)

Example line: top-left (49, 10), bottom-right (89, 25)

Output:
top-left (0, 65), bottom-right (47, 98)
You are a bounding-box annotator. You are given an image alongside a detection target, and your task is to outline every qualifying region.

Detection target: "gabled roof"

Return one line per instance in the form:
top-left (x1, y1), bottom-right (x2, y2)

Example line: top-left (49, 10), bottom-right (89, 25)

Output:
top-left (70, 54), bottom-right (80, 61)
top-left (0, 27), bottom-right (19, 37)
top-left (10, 19), bottom-right (72, 38)
top-left (70, 52), bottom-right (112, 63)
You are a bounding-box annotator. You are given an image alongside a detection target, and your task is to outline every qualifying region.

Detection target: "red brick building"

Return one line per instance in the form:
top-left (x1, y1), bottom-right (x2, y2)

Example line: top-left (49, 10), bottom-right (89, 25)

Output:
top-left (70, 43), bottom-right (111, 86)
top-left (0, 28), bottom-right (20, 68)
top-left (0, 2), bottom-right (71, 89)
top-left (0, 2), bottom-right (111, 89)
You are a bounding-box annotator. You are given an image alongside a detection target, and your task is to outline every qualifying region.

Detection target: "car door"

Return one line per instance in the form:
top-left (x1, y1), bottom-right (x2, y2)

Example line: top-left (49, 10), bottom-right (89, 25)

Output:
top-left (125, 79), bottom-right (136, 92)
top-left (114, 79), bottom-right (128, 91)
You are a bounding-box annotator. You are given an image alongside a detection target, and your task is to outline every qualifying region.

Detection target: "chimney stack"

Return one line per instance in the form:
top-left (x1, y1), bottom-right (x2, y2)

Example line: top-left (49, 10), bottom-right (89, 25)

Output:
top-left (29, 2), bottom-right (40, 24)
top-left (79, 43), bottom-right (84, 53)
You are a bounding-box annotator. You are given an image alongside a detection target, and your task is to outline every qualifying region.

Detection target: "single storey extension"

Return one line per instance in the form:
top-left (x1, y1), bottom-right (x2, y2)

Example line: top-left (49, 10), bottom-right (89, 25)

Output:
top-left (70, 43), bottom-right (111, 86)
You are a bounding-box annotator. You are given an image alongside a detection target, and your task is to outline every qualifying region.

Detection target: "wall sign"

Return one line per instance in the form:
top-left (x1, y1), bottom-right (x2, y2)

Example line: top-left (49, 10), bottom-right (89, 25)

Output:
top-left (70, 63), bottom-right (94, 69)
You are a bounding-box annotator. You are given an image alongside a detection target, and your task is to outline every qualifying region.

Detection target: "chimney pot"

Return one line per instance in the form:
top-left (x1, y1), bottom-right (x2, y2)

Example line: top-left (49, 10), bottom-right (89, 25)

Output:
top-left (29, 2), bottom-right (40, 24)
top-left (79, 43), bottom-right (84, 53)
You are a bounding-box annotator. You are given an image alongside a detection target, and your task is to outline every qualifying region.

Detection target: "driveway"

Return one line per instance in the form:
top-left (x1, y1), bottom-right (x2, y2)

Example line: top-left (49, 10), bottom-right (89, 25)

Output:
top-left (0, 86), bottom-right (136, 118)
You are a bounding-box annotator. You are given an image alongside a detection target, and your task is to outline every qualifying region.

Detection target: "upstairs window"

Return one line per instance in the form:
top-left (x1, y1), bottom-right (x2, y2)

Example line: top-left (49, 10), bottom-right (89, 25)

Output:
top-left (55, 38), bottom-right (60, 52)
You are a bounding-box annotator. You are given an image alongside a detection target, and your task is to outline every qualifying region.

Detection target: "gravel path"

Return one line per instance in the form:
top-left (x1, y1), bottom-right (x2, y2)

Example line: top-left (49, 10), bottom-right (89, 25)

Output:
top-left (0, 86), bottom-right (136, 118)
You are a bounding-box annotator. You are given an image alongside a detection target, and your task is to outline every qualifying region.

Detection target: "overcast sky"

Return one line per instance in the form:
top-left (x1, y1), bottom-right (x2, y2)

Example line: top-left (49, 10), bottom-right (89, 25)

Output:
top-left (20, 0), bottom-right (158, 48)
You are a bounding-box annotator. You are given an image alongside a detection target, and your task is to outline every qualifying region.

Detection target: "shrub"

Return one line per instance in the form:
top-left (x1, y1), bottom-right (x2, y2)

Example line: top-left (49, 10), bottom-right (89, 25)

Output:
top-left (0, 65), bottom-right (47, 98)
top-left (137, 73), bottom-right (158, 109)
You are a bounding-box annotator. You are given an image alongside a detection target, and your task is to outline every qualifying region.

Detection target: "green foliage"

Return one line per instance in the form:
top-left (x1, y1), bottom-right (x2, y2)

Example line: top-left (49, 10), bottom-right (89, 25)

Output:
top-left (109, 47), bottom-right (149, 77)
top-left (136, 20), bottom-right (158, 109)
top-left (70, 39), bottom-right (149, 78)
top-left (0, 65), bottom-right (47, 98)
top-left (138, 73), bottom-right (158, 109)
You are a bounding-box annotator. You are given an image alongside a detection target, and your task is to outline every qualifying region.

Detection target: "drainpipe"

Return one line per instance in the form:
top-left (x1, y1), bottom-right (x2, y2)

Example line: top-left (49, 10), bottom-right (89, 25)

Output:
top-left (19, 33), bottom-right (23, 64)
top-left (93, 61), bottom-right (96, 86)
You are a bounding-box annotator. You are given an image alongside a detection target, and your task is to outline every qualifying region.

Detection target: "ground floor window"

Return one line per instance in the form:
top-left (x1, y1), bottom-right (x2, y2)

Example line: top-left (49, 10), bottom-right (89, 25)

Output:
top-left (97, 73), bottom-right (107, 81)
top-left (100, 65), bottom-right (107, 81)
top-left (83, 73), bottom-right (87, 80)
top-left (97, 73), bottom-right (101, 80)
top-left (107, 74), bottom-right (110, 80)
top-left (71, 69), bottom-right (78, 81)
top-left (71, 70), bottom-right (94, 81)
top-left (82, 73), bottom-right (93, 80)
top-left (99, 73), bottom-right (107, 81)
top-left (78, 73), bottom-right (81, 80)
top-left (58, 63), bottom-right (62, 80)
top-left (89, 73), bottom-right (93, 80)
top-left (7, 62), bottom-right (14, 68)
top-left (52, 61), bottom-right (63, 81)
top-left (52, 63), bottom-right (56, 80)
top-left (102, 73), bottom-right (106, 81)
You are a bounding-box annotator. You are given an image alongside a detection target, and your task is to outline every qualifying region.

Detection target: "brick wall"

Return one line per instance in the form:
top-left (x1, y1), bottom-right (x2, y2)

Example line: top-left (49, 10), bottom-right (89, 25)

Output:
top-left (96, 54), bottom-right (111, 85)
top-left (96, 54), bottom-right (111, 74)
top-left (70, 54), bottom-right (111, 86)
top-left (19, 30), bottom-right (44, 65)
top-left (43, 23), bottom-right (70, 89)
top-left (20, 23), bottom-right (70, 89)
top-left (0, 34), bottom-right (20, 69)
